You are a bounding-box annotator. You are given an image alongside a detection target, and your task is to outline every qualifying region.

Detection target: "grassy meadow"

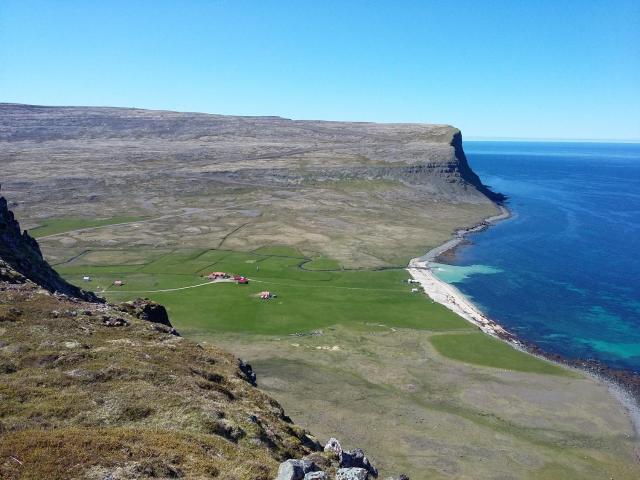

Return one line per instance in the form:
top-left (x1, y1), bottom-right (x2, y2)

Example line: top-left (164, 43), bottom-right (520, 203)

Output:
top-left (57, 246), bottom-right (564, 375)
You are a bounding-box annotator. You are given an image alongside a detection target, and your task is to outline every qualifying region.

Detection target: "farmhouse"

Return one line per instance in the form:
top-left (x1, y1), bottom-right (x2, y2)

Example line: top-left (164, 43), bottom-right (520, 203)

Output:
top-left (207, 271), bottom-right (229, 280)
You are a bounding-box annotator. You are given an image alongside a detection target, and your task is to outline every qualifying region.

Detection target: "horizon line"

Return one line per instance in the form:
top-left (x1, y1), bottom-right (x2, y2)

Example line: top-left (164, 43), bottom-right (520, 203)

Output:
top-left (465, 136), bottom-right (640, 144)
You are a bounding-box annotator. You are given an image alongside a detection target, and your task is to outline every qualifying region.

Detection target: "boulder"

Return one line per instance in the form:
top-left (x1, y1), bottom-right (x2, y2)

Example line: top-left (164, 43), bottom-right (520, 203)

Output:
top-left (304, 472), bottom-right (328, 480)
top-left (276, 459), bottom-right (318, 480)
top-left (340, 449), bottom-right (378, 477)
top-left (121, 298), bottom-right (172, 326)
top-left (336, 468), bottom-right (369, 480)
top-left (324, 437), bottom-right (342, 455)
top-left (238, 358), bottom-right (257, 386)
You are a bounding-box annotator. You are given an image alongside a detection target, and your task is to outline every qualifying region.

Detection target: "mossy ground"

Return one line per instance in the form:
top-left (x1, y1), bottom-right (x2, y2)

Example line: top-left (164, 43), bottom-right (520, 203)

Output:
top-left (0, 280), bottom-right (319, 479)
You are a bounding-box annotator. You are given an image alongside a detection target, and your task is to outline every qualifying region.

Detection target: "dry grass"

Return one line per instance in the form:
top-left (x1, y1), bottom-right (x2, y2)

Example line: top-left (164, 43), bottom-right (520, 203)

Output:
top-left (0, 279), bottom-right (320, 479)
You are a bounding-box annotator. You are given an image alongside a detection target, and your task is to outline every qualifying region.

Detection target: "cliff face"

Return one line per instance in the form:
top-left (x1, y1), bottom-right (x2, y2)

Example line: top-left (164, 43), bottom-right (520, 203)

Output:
top-left (0, 103), bottom-right (500, 202)
top-left (0, 190), bottom-right (100, 302)
top-left (451, 131), bottom-right (505, 203)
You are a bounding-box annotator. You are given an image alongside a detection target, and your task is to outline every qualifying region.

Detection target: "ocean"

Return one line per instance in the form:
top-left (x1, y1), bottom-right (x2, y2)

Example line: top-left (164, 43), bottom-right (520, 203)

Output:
top-left (433, 141), bottom-right (640, 372)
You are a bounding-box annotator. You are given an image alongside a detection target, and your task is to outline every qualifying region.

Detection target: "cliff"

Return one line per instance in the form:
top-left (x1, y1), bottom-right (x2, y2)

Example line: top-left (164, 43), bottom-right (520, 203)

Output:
top-left (0, 103), bottom-right (501, 201)
top-left (0, 189), bottom-right (100, 302)
top-left (0, 103), bottom-right (502, 269)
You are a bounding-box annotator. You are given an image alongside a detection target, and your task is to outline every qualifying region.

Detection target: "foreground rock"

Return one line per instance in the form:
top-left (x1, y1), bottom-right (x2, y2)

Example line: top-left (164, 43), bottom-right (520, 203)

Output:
top-left (275, 439), bottom-right (397, 480)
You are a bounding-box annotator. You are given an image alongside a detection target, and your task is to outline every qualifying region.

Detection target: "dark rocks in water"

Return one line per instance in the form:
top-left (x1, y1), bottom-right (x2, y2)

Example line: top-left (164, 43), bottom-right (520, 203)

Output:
top-left (0, 189), bottom-right (101, 302)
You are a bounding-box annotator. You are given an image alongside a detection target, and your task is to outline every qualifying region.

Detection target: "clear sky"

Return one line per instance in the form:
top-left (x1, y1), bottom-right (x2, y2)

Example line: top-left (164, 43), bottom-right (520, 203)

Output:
top-left (1, 0), bottom-right (639, 140)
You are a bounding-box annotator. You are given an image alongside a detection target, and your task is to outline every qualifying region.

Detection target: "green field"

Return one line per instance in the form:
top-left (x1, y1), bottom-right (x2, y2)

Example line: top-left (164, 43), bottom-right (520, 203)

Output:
top-left (58, 247), bottom-right (569, 374)
top-left (29, 216), bottom-right (144, 238)
top-left (58, 248), bottom-right (472, 335)
top-left (430, 332), bottom-right (568, 375)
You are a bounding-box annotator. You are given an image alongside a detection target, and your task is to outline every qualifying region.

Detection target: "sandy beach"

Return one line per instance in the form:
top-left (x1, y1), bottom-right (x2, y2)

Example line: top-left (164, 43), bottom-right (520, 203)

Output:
top-left (407, 258), bottom-right (513, 338)
top-left (407, 205), bottom-right (514, 339)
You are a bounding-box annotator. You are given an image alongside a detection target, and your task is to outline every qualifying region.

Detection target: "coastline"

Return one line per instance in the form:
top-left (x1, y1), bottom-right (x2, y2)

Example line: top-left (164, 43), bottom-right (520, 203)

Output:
top-left (408, 205), bottom-right (515, 340)
top-left (407, 204), bottom-right (640, 435)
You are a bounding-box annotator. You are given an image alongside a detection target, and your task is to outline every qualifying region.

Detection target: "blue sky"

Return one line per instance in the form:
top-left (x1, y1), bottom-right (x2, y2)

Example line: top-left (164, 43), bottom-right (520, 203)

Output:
top-left (1, 0), bottom-right (639, 140)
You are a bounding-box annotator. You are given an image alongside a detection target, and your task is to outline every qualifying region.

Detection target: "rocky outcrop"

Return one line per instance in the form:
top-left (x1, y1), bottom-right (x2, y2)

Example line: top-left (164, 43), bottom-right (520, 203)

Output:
top-left (0, 187), bottom-right (100, 302)
top-left (117, 297), bottom-right (178, 335)
top-left (275, 438), bottom-right (402, 480)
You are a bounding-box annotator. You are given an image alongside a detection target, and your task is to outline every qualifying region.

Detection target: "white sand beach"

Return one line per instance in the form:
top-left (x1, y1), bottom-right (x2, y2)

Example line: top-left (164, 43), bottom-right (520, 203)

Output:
top-left (407, 258), bottom-right (512, 338)
top-left (407, 206), bottom-right (514, 339)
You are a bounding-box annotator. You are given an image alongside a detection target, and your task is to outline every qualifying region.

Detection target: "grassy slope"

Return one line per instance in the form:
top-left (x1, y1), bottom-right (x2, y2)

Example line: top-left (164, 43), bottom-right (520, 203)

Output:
top-left (57, 248), bottom-right (565, 375)
top-left (0, 282), bottom-right (320, 480)
top-left (430, 332), bottom-right (566, 375)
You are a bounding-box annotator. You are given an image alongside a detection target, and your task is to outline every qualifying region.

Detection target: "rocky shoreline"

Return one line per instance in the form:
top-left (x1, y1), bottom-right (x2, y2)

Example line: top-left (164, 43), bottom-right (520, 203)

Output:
top-left (409, 203), bottom-right (640, 434)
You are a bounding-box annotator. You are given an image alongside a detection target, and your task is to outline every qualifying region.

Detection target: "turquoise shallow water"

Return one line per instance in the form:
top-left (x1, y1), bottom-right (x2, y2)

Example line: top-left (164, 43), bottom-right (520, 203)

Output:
top-left (437, 141), bottom-right (640, 371)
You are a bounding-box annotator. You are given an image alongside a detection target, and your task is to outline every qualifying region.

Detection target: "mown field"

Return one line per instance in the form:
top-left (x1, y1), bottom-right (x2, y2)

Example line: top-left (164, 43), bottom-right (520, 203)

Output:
top-left (57, 246), bottom-right (565, 375)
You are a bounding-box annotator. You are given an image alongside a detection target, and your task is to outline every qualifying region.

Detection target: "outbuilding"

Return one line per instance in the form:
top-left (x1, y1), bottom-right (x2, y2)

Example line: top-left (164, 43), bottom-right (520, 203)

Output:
top-left (208, 272), bottom-right (229, 280)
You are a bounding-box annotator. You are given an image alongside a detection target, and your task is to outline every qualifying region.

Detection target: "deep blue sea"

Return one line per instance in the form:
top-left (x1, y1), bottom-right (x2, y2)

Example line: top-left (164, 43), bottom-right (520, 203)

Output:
top-left (433, 141), bottom-right (640, 372)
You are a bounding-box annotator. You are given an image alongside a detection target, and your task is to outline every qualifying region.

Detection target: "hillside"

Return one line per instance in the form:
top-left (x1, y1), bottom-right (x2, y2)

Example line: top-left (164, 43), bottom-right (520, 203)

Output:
top-left (0, 103), bottom-right (501, 269)
top-left (2, 104), bottom-right (638, 479)
top-left (0, 197), bottom-right (386, 479)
